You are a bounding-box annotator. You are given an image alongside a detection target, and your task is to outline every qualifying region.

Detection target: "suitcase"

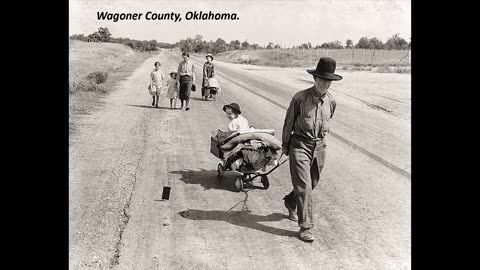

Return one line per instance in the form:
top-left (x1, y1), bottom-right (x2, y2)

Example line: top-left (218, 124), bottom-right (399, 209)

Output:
top-left (210, 137), bottom-right (223, 159)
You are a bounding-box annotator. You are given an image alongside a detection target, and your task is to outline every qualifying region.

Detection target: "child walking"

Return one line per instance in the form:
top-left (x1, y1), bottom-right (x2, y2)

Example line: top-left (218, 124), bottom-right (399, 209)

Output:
top-left (166, 71), bottom-right (179, 109)
top-left (149, 61), bottom-right (164, 107)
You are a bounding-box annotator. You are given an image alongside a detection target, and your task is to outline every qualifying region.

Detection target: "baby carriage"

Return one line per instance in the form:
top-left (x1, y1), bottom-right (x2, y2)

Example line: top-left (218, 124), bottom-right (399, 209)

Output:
top-left (204, 77), bottom-right (221, 101)
top-left (210, 129), bottom-right (288, 192)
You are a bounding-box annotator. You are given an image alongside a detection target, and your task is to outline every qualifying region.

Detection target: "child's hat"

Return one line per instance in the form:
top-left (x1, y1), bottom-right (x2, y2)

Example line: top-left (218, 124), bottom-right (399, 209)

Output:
top-left (223, 103), bottom-right (241, 114)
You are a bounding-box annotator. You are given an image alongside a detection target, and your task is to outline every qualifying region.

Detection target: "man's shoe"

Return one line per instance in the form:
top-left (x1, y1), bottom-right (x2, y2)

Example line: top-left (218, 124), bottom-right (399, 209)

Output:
top-left (283, 199), bottom-right (298, 221)
top-left (298, 228), bottom-right (314, 242)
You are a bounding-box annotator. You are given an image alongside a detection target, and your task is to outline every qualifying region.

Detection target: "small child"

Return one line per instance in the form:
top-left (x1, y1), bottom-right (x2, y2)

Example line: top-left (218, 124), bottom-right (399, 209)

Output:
top-left (223, 103), bottom-right (250, 132)
top-left (149, 61), bottom-right (164, 107)
top-left (166, 71), bottom-right (179, 109)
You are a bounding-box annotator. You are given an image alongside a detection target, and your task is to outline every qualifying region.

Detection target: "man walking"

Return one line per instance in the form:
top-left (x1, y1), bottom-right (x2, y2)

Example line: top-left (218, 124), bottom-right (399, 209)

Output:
top-left (281, 57), bottom-right (342, 242)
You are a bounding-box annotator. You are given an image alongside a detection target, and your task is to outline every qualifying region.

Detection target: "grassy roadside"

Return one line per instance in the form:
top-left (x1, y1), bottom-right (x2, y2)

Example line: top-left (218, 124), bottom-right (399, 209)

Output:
top-left (69, 40), bottom-right (156, 134)
top-left (213, 49), bottom-right (410, 74)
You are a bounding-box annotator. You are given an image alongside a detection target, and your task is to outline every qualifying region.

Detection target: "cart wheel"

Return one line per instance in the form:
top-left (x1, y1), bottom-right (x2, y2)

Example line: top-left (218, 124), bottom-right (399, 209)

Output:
top-left (234, 176), bottom-right (244, 192)
top-left (217, 163), bottom-right (224, 183)
top-left (261, 175), bottom-right (270, 189)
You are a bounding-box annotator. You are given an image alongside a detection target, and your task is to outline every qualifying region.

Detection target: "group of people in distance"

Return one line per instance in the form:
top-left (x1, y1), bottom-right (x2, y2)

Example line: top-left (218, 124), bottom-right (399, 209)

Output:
top-left (148, 51), bottom-right (216, 111)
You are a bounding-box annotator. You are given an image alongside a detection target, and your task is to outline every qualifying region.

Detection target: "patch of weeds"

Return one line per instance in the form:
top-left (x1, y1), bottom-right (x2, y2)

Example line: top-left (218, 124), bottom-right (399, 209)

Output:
top-left (376, 66), bottom-right (391, 73)
top-left (86, 71), bottom-right (108, 84)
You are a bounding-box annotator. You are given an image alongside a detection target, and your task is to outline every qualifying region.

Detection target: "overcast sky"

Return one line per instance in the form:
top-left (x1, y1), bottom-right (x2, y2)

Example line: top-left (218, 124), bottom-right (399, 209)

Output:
top-left (69, 0), bottom-right (411, 47)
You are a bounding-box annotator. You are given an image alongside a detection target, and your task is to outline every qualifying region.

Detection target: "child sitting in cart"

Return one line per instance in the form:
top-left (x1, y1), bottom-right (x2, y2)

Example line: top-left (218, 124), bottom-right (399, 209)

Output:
top-left (223, 103), bottom-right (249, 132)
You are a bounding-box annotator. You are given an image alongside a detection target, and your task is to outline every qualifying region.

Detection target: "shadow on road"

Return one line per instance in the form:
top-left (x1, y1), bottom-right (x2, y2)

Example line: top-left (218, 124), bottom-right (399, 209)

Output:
top-left (178, 208), bottom-right (296, 237)
top-left (125, 104), bottom-right (174, 110)
top-left (170, 168), bottom-right (266, 192)
top-left (178, 191), bottom-right (296, 237)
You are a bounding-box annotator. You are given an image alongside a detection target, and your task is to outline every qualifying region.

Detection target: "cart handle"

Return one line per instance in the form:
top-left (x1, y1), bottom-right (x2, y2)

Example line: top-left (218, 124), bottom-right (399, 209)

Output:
top-left (260, 153), bottom-right (289, 177)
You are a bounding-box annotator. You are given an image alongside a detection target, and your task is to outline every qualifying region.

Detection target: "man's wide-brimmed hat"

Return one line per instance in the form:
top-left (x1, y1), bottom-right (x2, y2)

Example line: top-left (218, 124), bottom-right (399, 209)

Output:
top-left (307, 57), bottom-right (343, 81)
top-left (206, 53), bottom-right (214, 60)
top-left (223, 103), bottom-right (241, 114)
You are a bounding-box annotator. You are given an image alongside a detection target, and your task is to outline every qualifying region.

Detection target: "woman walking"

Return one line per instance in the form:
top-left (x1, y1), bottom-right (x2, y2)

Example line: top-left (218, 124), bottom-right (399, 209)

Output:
top-left (176, 51), bottom-right (195, 111)
top-left (202, 53), bottom-right (215, 100)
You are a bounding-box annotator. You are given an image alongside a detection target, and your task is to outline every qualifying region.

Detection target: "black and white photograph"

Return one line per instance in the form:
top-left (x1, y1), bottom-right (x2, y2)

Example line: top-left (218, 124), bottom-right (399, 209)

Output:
top-left (69, 0), bottom-right (411, 269)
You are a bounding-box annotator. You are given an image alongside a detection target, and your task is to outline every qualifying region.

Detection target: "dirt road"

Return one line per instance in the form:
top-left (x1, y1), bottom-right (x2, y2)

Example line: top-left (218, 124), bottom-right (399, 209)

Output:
top-left (69, 49), bottom-right (410, 270)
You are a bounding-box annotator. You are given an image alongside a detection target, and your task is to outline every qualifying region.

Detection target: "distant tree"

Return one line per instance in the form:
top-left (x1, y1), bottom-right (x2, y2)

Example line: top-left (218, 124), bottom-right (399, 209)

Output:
top-left (97, 27), bottom-right (112, 42)
top-left (212, 38), bottom-right (227, 54)
top-left (194, 34), bottom-right (203, 43)
top-left (332, 40), bottom-right (344, 49)
top-left (203, 41), bottom-right (213, 54)
top-left (367, 37), bottom-right (385, 49)
top-left (320, 40), bottom-right (344, 49)
top-left (241, 41), bottom-right (250, 49)
top-left (385, 33), bottom-right (408, 50)
top-left (193, 42), bottom-right (204, 53)
top-left (299, 43), bottom-right (310, 49)
top-left (70, 33), bottom-right (88, 41)
top-left (266, 42), bottom-right (274, 49)
top-left (346, 39), bottom-right (353, 49)
top-left (178, 37), bottom-right (194, 52)
top-left (87, 32), bottom-right (101, 42)
top-left (146, 40), bottom-right (158, 51)
top-left (230, 40), bottom-right (241, 50)
top-left (274, 44), bottom-right (281, 49)
top-left (355, 37), bottom-right (370, 49)
top-left (251, 43), bottom-right (260, 50)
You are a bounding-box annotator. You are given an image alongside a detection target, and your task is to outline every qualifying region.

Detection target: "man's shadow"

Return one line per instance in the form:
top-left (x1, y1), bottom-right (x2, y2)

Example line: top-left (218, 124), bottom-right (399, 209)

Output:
top-left (178, 192), bottom-right (297, 238)
top-left (170, 168), bottom-right (265, 192)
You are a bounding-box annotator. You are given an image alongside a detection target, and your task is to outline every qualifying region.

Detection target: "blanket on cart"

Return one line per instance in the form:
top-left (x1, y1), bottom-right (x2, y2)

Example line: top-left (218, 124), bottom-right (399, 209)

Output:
top-left (210, 128), bottom-right (281, 171)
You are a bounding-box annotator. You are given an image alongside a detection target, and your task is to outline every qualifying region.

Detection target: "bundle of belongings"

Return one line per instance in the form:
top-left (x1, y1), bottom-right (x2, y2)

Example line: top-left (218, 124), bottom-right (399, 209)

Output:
top-left (210, 128), bottom-right (282, 172)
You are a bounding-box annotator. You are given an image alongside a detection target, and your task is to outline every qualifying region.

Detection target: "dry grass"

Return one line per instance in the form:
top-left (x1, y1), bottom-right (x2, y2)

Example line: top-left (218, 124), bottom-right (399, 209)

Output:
top-left (69, 40), bottom-right (155, 133)
top-left (214, 48), bottom-right (410, 73)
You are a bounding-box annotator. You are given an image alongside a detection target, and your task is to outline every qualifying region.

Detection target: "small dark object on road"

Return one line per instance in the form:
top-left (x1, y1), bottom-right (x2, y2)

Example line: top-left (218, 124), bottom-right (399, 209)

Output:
top-left (162, 186), bottom-right (171, 200)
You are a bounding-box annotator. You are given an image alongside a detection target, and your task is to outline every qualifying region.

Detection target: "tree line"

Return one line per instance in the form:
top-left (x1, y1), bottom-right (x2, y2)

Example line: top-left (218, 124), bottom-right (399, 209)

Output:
top-left (297, 34), bottom-right (410, 50)
top-left (177, 33), bottom-right (410, 53)
top-left (70, 27), bottom-right (175, 52)
top-left (70, 27), bottom-right (410, 53)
